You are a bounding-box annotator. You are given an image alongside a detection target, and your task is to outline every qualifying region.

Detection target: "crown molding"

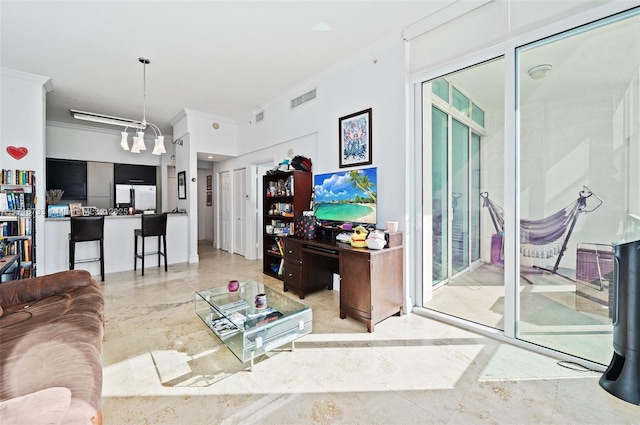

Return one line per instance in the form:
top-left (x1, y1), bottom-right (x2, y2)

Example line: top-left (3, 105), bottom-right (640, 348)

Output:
top-left (1, 67), bottom-right (53, 92)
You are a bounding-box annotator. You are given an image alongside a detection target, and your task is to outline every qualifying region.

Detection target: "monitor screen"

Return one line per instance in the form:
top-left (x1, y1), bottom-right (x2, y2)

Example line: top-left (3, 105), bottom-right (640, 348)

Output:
top-left (313, 167), bottom-right (377, 225)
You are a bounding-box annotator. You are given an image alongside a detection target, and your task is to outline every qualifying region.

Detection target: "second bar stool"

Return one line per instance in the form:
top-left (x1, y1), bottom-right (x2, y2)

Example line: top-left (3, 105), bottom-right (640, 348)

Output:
top-left (134, 213), bottom-right (168, 276)
top-left (69, 216), bottom-right (105, 281)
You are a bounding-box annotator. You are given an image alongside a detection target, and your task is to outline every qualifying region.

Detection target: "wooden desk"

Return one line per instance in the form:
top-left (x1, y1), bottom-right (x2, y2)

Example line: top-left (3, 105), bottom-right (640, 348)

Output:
top-left (283, 234), bottom-right (403, 332)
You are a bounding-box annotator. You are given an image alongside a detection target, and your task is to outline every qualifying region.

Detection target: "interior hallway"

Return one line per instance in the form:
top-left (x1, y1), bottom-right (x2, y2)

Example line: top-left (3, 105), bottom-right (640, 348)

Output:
top-left (100, 242), bottom-right (639, 424)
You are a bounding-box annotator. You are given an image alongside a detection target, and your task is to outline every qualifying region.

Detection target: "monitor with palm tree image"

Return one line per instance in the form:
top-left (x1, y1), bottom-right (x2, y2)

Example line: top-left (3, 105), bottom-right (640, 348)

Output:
top-left (313, 167), bottom-right (377, 226)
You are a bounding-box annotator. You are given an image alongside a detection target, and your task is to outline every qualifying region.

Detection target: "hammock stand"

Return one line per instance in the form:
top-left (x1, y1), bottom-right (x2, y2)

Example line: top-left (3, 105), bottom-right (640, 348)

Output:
top-left (480, 186), bottom-right (603, 284)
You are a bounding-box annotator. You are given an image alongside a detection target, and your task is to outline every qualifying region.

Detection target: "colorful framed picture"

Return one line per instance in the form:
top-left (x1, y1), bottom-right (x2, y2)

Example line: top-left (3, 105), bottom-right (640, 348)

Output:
top-left (178, 171), bottom-right (186, 199)
top-left (339, 108), bottom-right (372, 168)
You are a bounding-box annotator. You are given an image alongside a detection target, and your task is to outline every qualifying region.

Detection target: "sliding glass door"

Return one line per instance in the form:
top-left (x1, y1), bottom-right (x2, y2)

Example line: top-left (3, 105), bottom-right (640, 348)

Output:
top-left (423, 57), bottom-right (506, 330)
top-left (516, 8), bottom-right (640, 364)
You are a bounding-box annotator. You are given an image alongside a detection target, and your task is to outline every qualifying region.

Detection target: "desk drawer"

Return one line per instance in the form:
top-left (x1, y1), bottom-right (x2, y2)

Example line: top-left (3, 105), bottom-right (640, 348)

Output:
top-left (284, 239), bottom-right (302, 263)
top-left (283, 261), bottom-right (302, 289)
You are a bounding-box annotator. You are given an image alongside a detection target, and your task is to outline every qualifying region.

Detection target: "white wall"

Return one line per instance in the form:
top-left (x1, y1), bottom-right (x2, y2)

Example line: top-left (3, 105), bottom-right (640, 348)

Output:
top-left (1, 68), bottom-right (51, 274)
top-left (221, 34), bottom-right (408, 232)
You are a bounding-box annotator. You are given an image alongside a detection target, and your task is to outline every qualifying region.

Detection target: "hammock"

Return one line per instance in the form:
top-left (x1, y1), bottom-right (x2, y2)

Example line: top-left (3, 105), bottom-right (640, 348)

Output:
top-left (480, 186), bottom-right (602, 280)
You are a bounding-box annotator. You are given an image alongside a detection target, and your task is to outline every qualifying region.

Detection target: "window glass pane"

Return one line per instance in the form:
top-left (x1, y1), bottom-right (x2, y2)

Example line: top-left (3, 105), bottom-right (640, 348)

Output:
top-left (432, 78), bottom-right (449, 102)
top-left (516, 9), bottom-right (640, 364)
top-left (472, 103), bottom-right (485, 127)
top-left (451, 118), bottom-right (469, 274)
top-left (432, 106), bottom-right (448, 284)
top-left (470, 132), bottom-right (481, 261)
top-left (422, 57), bottom-right (505, 330)
top-left (452, 87), bottom-right (470, 116)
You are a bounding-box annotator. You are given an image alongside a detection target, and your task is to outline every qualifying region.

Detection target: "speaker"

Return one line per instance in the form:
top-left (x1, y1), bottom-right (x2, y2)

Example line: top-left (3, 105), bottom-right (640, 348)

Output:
top-left (599, 238), bottom-right (640, 405)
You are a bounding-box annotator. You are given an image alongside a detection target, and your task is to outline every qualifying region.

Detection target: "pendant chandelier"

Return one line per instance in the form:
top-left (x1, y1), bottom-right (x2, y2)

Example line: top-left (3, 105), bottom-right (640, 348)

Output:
top-left (71, 57), bottom-right (166, 155)
top-left (120, 57), bottom-right (165, 155)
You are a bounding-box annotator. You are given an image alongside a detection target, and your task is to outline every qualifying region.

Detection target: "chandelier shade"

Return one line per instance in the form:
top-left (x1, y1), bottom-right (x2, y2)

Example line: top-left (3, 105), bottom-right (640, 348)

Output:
top-left (120, 131), bottom-right (130, 150)
top-left (152, 136), bottom-right (166, 155)
top-left (136, 131), bottom-right (147, 150)
top-left (130, 137), bottom-right (141, 154)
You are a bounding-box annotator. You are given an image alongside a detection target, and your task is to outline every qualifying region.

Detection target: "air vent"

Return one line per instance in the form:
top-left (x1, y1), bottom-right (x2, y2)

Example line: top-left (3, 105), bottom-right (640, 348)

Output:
top-left (290, 89), bottom-right (316, 109)
top-left (256, 111), bottom-right (264, 123)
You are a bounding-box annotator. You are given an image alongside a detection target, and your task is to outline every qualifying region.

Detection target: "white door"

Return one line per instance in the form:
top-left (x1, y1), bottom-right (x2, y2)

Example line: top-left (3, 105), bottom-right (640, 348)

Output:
top-left (220, 171), bottom-right (231, 252)
top-left (233, 168), bottom-right (246, 256)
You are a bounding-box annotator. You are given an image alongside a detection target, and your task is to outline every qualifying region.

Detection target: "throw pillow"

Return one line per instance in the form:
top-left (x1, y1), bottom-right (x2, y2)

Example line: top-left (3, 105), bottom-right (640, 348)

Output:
top-left (0, 387), bottom-right (71, 425)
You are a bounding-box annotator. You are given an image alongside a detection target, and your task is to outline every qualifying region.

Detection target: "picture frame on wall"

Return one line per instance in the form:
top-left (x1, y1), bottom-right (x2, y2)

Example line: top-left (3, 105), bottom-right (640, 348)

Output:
top-left (206, 175), bottom-right (212, 190)
top-left (178, 171), bottom-right (187, 199)
top-left (339, 108), bottom-right (372, 168)
top-left (206, 191), bottom-right (212, 206)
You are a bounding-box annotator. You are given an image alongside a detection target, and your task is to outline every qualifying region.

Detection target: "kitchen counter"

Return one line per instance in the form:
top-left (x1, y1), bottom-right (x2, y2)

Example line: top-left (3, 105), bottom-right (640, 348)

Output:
top-left (44, 213), bottom-right (189, 276)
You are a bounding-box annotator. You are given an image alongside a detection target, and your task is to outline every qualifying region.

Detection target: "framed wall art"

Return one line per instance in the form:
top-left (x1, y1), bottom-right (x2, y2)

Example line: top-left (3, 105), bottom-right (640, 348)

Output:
top-left (206, 191), bottom-right (212, 206)
top-left (339, 108), bottom-right (372, 168)
top-left (206, 175), bottom-right (212, 190)
top-left (178, 171), bottom-right (187, 199)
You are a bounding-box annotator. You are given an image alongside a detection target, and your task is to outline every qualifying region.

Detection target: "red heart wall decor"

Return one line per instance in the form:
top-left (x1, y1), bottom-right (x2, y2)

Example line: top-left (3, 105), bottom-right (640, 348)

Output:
top-left (6, 146), bottom-right (29, 160)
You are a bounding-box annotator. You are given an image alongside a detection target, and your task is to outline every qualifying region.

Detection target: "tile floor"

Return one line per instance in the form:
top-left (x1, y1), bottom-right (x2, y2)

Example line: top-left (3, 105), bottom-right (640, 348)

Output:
top-left (100, 243), bottom-right (639, 424)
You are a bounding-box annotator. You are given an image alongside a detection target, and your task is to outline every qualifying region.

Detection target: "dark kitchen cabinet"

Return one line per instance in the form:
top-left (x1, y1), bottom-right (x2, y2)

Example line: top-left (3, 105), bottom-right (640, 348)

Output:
top-left (114, 163), bottom-right (157, 185)
top-left (46, 158), bottom-right (87, 200)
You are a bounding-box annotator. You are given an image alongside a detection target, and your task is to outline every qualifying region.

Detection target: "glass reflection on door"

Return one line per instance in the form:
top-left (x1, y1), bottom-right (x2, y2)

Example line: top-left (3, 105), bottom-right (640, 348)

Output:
top-left (432, 107), bottom-right (448, 284)
top-left (452, 119), bottom-right (469, 275)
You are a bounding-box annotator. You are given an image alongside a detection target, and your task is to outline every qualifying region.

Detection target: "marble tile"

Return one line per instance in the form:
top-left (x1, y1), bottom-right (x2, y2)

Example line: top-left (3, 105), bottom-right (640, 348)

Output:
top-left (100, 242), bottom-right (640, 424)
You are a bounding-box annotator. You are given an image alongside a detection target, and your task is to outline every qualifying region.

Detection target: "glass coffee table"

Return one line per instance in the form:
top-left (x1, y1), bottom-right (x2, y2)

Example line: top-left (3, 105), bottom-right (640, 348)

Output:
top-left (195, 280), bottom-right (312, 371)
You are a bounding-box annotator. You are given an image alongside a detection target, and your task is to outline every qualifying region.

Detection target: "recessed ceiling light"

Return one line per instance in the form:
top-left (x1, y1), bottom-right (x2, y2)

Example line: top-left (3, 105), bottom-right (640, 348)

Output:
top-left (207, 156), bottom-right (213, 159)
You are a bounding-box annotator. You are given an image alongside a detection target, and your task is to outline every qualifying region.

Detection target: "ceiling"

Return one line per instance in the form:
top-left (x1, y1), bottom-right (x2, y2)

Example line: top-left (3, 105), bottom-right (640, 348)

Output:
top-left (1, 1), bottom-right (456, 137)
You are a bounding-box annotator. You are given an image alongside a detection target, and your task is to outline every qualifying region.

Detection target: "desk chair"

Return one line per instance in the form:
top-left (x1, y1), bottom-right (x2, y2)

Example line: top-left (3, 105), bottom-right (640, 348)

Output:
top-left (134, 213), bottom-right (167, 276)
top-left (69, 216), bottom-right (105, 281)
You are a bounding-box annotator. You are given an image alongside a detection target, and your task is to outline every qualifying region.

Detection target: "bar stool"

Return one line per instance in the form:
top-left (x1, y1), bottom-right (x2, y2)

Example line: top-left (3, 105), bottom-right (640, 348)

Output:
top-left (134, 213), bottom-right (167, 276)
top-left (69, 216), bottom-right (105, 281)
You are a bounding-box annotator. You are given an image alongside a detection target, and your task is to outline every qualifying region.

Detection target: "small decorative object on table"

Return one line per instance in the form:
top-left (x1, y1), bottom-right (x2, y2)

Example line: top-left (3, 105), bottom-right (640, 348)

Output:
top-left (350, 225), bottom-right (369, 248)
top-left (227, 280), bottom-right (239, 292)
top-left (255, 293), bottom-right (267, 309)
top-left (46, 189), bottom-right (64, 205)
top-left (366, 230), bottom-right (387, 250)
top-left (294, 215), bottom-right (317, 239)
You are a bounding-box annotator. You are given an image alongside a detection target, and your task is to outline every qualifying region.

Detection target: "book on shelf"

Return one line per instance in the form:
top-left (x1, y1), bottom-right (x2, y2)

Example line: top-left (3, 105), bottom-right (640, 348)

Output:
top-left (1, 169), bottom-right (34, 186)
top-left (277, 258), bottom-right (284, 276)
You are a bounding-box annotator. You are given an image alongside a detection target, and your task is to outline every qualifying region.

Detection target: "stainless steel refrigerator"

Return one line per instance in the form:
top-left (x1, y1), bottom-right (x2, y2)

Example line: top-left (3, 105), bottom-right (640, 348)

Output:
top-left (115, 184), bottom-right (157, 212)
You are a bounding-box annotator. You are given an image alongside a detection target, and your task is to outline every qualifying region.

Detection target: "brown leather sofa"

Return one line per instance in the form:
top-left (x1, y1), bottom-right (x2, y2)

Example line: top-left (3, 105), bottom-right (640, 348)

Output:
top-left (0, 270), bottom-right (104, 424)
